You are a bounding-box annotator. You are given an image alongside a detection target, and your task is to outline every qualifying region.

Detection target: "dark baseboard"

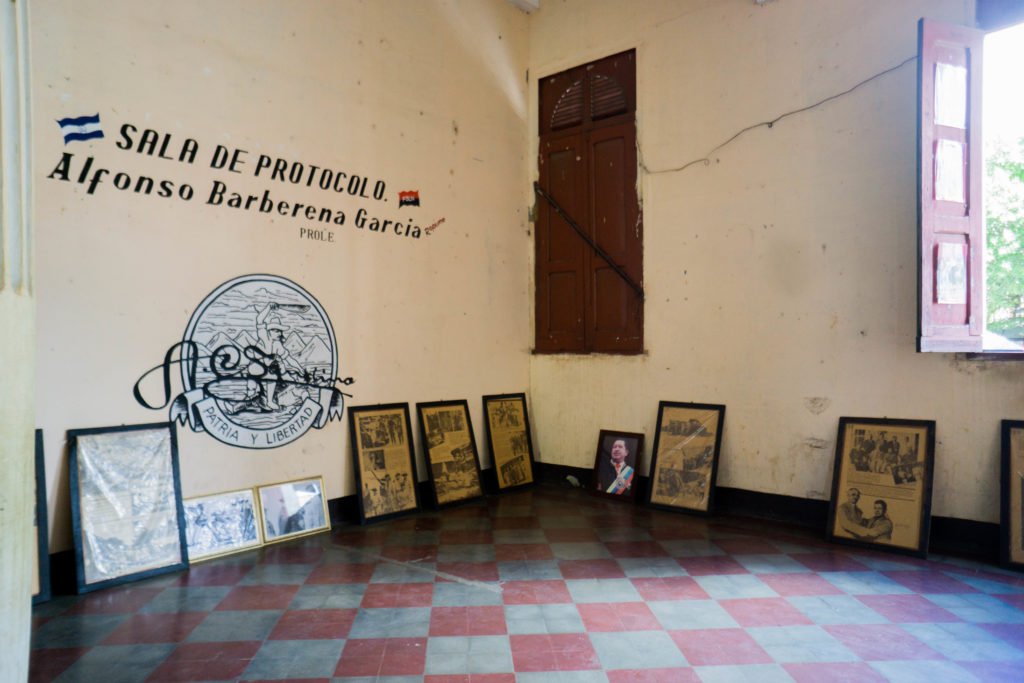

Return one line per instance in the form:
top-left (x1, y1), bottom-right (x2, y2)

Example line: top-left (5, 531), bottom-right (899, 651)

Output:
top-left (41, 465), bottom-right (1006, 600)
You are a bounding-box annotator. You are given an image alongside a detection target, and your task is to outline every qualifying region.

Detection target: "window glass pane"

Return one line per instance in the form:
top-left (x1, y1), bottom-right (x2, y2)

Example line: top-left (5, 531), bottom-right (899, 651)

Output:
top-left (934, 139), bottom-right (965, 202)
top-left (936, 242), bottom-right (967, 304)
top-left (934, 62), bottom-right (967, 128)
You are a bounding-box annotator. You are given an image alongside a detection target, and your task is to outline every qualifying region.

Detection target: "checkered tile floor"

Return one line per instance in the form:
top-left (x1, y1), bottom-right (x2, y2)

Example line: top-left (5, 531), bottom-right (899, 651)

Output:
top-left (30, 485), bottom-right (1024, 682)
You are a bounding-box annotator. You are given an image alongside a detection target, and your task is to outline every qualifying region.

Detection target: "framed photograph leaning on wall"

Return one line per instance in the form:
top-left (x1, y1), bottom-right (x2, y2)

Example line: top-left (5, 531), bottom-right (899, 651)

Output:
top-left (257, 476), bottom-right (331, 544)
top-left (592, 430), bottom-right (644, 501)
top-left (68, 422), bottom-right (189, 593)
top-left (482, 393), bottom-right (536, 491)
top-left (827, 417), bottom-right (936, 558)
top-left (33, 429), bottom-right (52, 604)
top-left (1000, 420), bottom-right (1024, 571)
top-left (348, 403), bottom-right (420, 524)
top-left (647, 402), bottom-right (726, 515)
top-left (417, 400), bottom-right (484, 507)
top-left (183, 488), bottom-right (263, 562)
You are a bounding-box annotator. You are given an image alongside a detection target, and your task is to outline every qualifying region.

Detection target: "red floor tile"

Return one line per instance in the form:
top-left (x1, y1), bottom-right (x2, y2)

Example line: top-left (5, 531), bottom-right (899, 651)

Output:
top-left (604, 541), bottom-right (669, 558)
top-left (824, 624), bottom-right (943, 660)
top-left (720, 598), bottom-right (814, 627)
top-left (241, 679), bottom-right (329, 683)
top-left (791, 552), bottom-right (869, 572)
top-left (959, 662), bottom-right (1024, 683)
top-left (440, 529), bottom-right (495, 545)
top-left (606, 669), bottom-right (701, 683)
top-left (331, 530), bottom-right (389, 546)
top-left (436, 561), bottom-right (500, 582)
top-left (413, 518), bottom-right (444, 530)
top-left (491, 516), bottom-right (541, 530)
top-left (713, 537), bottom-right (780, 555)
top-left (215, 585), bottom-right (299, 610)
top-left (559, 559), bottom-right (626, 580)
top-left (494, 543), bottom-right (553, 562)
top-left (445, 506), bottom-right (491, 518)
top-left (174, 563), bottom-right (252, 587)
top-left (881, 570), bottom-right (979, 594)
top-left (784, 662), bottom-right (888, 682)
top-left (577, 602), bottom-right (661, 631)
top-left (334, 637), bottom-right (427, 677)
top-left (648, 526), bottom-right (706, 541)
top-left (360, 582), bottom-right (434, 608)
top-left (381, 545), bottom-right (438, 562)
top-left (997, 594), bottom-right (1024, 611)
top-left (424, 676), bottom-right (517, 683)
top-left (28, 648), bottom-right (88, 683)
top-left (63, 586), bottom-right (163, 614)
top-left (856, 594), bottom-right (961, 623)
top-left (980, 623), bottom-right (1024, 649)
top-left (146, 641), bottom-right (261, 682)
top-left (102, 612), bottom-right (207, 644)
top-left (430, 606), bottom-right (508, 636)
top-left (510, 634), bottom-right (600, 672)
top-left (543, 528), bottom-right (600, 543)
top-left (305, 563), bottom-right (376, 584)
top-left (669, 628), bottom-right (772, 666)
top-left (502, 580), bottom-right (573, 604)
top-left (676, 556), bottom-right (749, 576)
top-left (631, 577), bottom-right (710, 601)
top-left (267, 608), bottom-right (357, 639)
top-left (758, 572), bottom-right (844, 596)
top-left (259, 545), bottom-right (324, 564)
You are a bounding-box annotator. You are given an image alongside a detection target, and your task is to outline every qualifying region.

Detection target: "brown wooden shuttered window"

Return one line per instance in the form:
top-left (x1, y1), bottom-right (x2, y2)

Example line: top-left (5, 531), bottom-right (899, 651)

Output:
top-left (536, 50), bottom-right (642, 354)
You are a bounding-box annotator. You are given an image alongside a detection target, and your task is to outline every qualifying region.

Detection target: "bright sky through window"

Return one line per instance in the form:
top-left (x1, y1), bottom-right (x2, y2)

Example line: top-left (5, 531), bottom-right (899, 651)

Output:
top-left (983, 22), bottom-right (1024, 151)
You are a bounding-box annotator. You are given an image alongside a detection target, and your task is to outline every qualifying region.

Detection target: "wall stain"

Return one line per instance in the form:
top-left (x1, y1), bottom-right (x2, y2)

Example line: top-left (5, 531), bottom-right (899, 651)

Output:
top-left (804, 397), bottom-right (831, 415)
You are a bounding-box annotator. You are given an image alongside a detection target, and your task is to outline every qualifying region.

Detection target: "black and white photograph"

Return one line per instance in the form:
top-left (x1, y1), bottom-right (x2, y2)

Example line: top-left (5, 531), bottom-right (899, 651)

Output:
top-left (257, 477), bottom-right (330, 543)
top-left (349, 404), bottom-right (420, 524)
top-left (483, 393), bottom-right (536, 491)
top-left (418, 400), bottom-right (484, 507)
top-left (648, 402), bottom-right (726, 515)
top-left (184, 488), bottom-right (262, 562)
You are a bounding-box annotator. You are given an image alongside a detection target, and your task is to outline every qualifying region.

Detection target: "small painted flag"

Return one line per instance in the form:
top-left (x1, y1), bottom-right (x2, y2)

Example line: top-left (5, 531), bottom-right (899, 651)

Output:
top-left (398, 190), bottom-right (420, 207)
top-left (57, 113), bottom-right (104, 144)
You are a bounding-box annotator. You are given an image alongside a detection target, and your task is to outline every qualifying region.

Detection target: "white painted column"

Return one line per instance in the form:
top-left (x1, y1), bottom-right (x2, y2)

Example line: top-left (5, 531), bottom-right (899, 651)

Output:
top-left (0, 0), bottom-right (36, 681)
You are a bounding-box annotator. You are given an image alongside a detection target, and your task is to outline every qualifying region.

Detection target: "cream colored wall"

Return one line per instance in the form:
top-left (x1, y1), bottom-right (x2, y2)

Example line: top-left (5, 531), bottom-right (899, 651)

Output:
top-left (33, 0), bottom-right (530, 552)
top-left (527, 0), bottom-right (1023, 524)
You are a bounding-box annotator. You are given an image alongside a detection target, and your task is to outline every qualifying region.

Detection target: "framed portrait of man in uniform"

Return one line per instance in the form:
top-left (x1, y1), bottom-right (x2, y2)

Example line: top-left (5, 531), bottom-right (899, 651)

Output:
top-left (592, 430), bottom-right (644, 501)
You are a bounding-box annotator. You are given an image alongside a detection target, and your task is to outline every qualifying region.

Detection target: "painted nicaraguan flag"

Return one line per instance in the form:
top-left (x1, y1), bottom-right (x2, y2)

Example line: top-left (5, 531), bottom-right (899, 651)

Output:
top-left (56, 113), bottom-right (104, 144)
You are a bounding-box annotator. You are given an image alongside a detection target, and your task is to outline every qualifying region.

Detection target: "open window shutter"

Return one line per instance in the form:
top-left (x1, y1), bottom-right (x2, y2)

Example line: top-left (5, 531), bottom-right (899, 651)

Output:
top-left (917, 18), bottom-right (984, 352)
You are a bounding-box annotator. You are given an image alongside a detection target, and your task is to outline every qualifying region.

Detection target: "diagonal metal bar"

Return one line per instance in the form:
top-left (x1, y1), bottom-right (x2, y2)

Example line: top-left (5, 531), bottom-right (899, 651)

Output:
top-left (533, 182), bottom-right (644, 301)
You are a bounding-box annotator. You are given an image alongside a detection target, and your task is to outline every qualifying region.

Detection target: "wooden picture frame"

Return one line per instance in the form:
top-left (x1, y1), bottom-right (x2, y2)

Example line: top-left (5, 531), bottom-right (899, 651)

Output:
top-left (257, 476), bottom-right (331, 544)
top-left (1000, 420), bottom-right (1024, 571)
top-left (647, 402), bottom-right (725, 515)
top-left (33, 429), bottom-right (52, 604)
top-left (348, 403), bottom-right (420, 524)
top-left (482, 393), bottom-right (536, 491)
top-left (592, 430), bottom-right (644, 501)
top-left (826, 417), bottom-right (936, 558)
top-left (68, 422), bottom-right (189, 593)
top-left (416, 400), bottom-right (485, 507)
top-left (184, 488), bottom-right (263, 562)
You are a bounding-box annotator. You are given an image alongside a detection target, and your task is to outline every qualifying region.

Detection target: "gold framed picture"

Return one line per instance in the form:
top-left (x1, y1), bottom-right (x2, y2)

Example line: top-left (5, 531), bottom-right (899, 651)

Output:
top-left (827, 417), bottom-right (936, 557)
top-left (257, 476), bottom-right (330, 544)
top-left (348, 403), bottom-right (420, 523)
top-left (482, 393), bottom-right (535, 491)
top-left (1000, 420), bottom-right (1024, 571)
top-left (416, 400), bottom-right (484, 507)
top-left (183, 488), bottom-right (263, 562)
top-left (647, 401), bottom-right (725, 515)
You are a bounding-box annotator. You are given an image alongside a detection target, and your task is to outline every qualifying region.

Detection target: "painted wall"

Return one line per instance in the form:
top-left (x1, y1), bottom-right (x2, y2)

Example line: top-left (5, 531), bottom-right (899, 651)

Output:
top-left (526, 0), bottom-right (1024, 524)
top-left (32, 0), bottom-right (531, 552)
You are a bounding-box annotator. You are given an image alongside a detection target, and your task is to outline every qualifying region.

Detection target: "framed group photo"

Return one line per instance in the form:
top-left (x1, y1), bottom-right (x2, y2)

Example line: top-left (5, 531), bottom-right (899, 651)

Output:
top-left (482, 393), bottom-right (536, 491)
top-left (647, 402), bottom-right (725, 515)
top-left (257, 476), bottom-right (330, 544)
top-left (1000, 420), bottom-right (1024, 570)
top-left (68, 422), bottom-right (189, 593)
top-left (592, 430), bottom-right (644, 500)
top-left (827, 417), bottom-right (936, 557)
top-left (33, 429), bottom-right (51, 604)
top-left (348, 403), bottom-right (420, 524)
top-left (183, 488), bottom-right (263, 562)
top-left (417, 400), bottom-right (484, 507)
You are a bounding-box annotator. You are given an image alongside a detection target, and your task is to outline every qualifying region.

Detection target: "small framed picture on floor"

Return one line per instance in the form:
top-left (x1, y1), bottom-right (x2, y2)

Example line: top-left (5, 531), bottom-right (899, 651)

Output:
top-left (1000, 420), bottom-right (1024, 571)
top-left (592, 430), bottom-right (644, 501)
top-left (647, 401), bottom-right (725, 515)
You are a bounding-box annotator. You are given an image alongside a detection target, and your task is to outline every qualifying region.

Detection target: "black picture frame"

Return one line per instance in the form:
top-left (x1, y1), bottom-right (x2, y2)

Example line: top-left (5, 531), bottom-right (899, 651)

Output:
top-left (33, 429), bottom-right (51, 604)
top-left (416, 400), bottom-right (485, 508)
top-left (647, 401), bottom-right (726, 516)
top-left (1000, 419), bottom-right (1024, 571)
top-left (826, 416), bottom-right (936, 558)
top-left (592, 430), bottom-right (645, 501)
top-left (68, 422), bottom-right (189, 593)
top-left (348, 403), bottom-right (421, 524)
top-left (482, 393), bottom-right (536, 492)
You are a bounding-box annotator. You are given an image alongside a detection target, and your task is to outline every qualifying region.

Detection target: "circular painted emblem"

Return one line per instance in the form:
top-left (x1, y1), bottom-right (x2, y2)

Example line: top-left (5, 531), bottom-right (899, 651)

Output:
top-left (179, 274), bottom-right (340, 449)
